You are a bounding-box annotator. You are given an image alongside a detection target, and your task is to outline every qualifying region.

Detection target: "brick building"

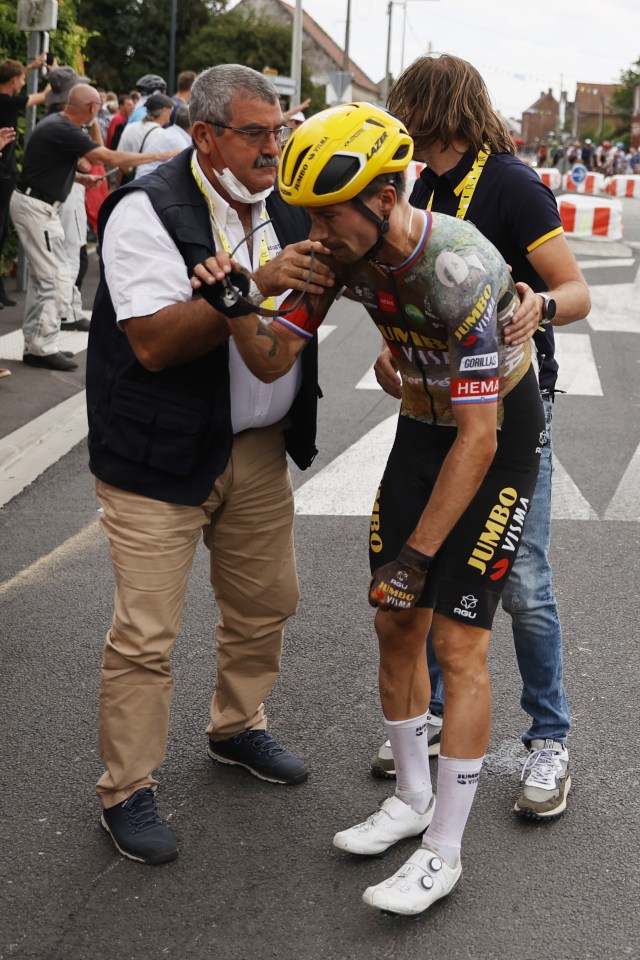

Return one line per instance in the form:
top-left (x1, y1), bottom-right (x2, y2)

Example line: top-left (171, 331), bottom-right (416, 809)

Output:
top-left (630, 81), bottom-right (640, 149)
top-left (521, 89), bottom-right (559, 148)
top-left (233, 0), bottom-right (381, 103)
top-left (569, 81), bottom-right (625, 139)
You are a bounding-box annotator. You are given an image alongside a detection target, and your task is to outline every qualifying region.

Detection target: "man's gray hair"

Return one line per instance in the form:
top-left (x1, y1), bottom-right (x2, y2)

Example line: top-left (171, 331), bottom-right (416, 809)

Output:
top-left (189, 64), bottom-right (279, 126)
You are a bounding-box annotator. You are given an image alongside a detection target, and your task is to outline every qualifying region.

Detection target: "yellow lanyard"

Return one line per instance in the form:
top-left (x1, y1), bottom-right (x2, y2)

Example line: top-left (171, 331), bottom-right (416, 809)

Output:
top-left (425, 145), bottom-right (491, 220)
top-left (190, 153), bottom-right (275, 309)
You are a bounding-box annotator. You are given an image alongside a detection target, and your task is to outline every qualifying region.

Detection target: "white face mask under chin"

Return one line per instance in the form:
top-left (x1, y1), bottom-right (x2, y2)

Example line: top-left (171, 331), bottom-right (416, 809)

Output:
top-left (213, 166), bottom-right (273, 204)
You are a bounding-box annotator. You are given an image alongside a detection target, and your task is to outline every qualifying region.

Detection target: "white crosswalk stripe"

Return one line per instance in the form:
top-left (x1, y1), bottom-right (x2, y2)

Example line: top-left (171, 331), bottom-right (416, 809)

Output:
top-left (0, 327), bottom-right (88, 360)
top-left (295, 414), bottom-right (600, 519)
top-left (554, 332), bottom-right (602, 396)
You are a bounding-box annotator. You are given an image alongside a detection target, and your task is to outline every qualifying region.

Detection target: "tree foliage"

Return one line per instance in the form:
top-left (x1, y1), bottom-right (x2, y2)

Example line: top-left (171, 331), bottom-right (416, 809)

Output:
top-left (76, 0), bottom-right (222, 92)
top-left (74, 1), bottom-right (325, 111)
top-left (187, 9), bottom-right (325, 112)
top-left (611, 58), bottom-right (640, 118)
top-left (1, 0), bottom-right (91, 72)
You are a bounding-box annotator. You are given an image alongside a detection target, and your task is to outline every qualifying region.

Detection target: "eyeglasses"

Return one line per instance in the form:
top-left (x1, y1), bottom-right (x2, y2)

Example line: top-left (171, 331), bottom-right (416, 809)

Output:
top-left (206, 121), bottom-right (292, 146)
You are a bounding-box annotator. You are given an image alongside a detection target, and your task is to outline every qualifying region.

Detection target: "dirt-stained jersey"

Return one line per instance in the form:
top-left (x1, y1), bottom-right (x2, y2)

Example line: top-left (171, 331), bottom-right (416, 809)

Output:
top-left (275, 210), bottom-right (532, 427)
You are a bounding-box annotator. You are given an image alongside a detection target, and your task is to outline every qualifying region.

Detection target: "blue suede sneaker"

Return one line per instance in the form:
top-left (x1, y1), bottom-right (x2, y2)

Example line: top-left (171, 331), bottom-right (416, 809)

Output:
top-left (101, 787), bottom-right (178, 865)
top-left (208, 730), bottom-right (308, 784)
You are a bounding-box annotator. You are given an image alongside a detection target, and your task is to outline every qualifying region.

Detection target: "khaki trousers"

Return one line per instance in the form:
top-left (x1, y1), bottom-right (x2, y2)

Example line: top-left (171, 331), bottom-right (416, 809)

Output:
top-left (95, 422), bottom-right (299, 807)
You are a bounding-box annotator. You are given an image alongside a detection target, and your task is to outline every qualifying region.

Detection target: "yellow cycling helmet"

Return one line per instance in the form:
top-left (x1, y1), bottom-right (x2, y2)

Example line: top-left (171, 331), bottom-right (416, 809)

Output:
top-left (278, 102), bottom-right (414, 207)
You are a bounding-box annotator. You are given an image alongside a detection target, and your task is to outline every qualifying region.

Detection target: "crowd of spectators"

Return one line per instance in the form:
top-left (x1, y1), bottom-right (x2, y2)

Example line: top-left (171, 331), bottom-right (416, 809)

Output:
top-left (536, 136), bottom-right (640, 175)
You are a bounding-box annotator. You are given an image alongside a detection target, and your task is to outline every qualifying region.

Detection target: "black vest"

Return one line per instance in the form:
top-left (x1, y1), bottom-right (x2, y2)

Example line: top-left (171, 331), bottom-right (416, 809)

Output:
top-left (86, 149), bottom-right (319, 506)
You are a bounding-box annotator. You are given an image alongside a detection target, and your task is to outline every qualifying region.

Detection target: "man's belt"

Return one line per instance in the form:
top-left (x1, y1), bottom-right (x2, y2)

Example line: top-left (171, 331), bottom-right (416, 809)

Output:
top-left (16, 185), bottom-right (59, 206)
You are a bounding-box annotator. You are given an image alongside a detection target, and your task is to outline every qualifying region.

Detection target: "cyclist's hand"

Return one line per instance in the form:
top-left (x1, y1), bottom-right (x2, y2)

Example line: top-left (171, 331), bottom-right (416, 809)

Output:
top-left (374, 345), bottom-right (402, 399)
top-left (257, 240), bottom-right (335, 297)
top-left (368, 544), bottom-right (432, 612)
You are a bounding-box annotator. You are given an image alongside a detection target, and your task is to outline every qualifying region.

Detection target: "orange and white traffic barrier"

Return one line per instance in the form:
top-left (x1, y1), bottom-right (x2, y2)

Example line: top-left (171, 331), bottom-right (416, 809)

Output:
top-left (605, 175), bottom-right (640, 198)
top-left (562, 171), bottom-right (605, 195)
top-left (557, 194), bottom-right (623, 241)
top-left (535, 167), bottom-right (562, 189)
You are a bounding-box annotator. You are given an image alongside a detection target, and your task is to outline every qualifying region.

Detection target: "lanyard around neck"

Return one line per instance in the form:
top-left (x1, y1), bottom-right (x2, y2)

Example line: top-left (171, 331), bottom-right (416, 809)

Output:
top-left (190, 153), bottom-right (276, 309)
top-left (425, 145), bottom-right (491, 220)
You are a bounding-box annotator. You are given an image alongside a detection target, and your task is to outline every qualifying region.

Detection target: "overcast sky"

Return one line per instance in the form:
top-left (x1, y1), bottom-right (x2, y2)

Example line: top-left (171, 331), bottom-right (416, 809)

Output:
top-left (297, 0), bottom-right (640, 120)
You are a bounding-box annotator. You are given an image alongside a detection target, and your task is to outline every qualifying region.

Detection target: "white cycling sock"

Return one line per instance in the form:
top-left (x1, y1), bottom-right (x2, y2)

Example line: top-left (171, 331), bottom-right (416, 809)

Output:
top-left (384, 710), bottom-right (433, 815)
top-left (422, 754), bottom-right (484, 867)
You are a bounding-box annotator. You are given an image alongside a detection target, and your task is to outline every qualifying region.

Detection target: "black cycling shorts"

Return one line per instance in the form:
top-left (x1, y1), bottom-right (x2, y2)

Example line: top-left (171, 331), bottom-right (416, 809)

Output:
top-left (369, 366), bottom-right (545, 630)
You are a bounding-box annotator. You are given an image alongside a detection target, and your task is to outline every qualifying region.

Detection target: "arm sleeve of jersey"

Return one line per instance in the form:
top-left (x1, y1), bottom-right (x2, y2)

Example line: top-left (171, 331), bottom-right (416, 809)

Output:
top-left (271, 285), bottom-right (338, 340)
top-left (497, 161), bottom-right (563, 255)
top-left (449, 276), bottom-right (501, 406)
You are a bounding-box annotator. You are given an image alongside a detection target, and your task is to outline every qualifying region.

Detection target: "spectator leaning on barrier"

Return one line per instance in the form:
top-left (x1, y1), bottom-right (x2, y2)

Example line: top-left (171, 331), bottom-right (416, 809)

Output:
top-left (10, 78), bottom-right (180, 371)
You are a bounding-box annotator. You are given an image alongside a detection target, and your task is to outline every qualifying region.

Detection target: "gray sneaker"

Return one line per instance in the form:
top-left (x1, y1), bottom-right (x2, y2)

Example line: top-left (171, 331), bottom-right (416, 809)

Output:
top-left (370, 713), bottom-right (443, 779)
top-left (514, 739), bottom-right (571, 819)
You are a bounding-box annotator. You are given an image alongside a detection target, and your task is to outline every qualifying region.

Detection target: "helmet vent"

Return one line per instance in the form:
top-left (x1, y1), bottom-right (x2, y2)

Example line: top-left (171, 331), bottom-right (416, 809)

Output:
top-left (314, 154), bottom-right (363, 196)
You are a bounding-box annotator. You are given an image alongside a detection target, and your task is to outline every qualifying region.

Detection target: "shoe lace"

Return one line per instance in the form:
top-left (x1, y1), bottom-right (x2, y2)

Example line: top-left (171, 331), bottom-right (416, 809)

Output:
top-left (122, 788), bottom-right (164, 833)
top-left (520, 747), bottom-right (560, 785)
top-left (235, 730), bottom-right (285, 759)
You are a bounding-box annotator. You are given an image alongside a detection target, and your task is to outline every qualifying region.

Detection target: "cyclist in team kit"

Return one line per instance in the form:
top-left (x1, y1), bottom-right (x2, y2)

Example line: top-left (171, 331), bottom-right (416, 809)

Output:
top-left (192, 102), bottom-right (545, 917)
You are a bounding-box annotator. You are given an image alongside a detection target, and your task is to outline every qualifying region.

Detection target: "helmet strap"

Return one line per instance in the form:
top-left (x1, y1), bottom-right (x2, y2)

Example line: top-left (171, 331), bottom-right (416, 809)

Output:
top-left (351, 197), bottom-right (389, 259)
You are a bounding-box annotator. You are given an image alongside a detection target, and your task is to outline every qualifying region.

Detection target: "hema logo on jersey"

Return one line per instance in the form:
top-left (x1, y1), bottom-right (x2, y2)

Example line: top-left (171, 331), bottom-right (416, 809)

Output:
top-left (451, 378), bottom-right (499, 404)
top-left (459, 352), bottom-right (498, 372)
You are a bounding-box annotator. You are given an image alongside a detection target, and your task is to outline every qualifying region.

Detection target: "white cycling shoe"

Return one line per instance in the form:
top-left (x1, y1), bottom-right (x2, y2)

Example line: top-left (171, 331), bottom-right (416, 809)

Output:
top-left (333, 795), bottom-right (435, 856)
top-left (362, 844), bottom-right (462, 916)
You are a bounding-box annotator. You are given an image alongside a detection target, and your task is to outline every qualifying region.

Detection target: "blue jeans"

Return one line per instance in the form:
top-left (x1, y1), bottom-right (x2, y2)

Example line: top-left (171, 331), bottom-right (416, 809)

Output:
top-left (428, 399), bottom-right (571, 746)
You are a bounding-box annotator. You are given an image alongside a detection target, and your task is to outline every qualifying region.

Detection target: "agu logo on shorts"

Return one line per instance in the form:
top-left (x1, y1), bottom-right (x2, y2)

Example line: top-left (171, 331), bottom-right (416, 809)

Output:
top-left (453, 594), bottom-right (478, 619)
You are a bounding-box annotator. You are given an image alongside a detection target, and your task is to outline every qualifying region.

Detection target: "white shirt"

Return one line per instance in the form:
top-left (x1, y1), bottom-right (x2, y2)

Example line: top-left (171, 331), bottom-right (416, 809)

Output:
top-left (118, 120), bottom-right (164, 176)
top-left (102, 152), bottom-right (301, 434)
top-left (137, 125), bottom-right (191, 178)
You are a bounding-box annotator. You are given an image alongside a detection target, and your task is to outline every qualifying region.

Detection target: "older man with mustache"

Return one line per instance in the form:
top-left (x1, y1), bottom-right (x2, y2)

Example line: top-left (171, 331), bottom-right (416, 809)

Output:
top-left (87, 64), bottom-right (334, 866)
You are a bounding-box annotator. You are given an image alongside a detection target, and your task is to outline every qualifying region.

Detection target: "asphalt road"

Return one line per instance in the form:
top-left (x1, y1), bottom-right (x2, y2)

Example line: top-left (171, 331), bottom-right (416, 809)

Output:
top-left (2, 200), bottom-right (640, 960)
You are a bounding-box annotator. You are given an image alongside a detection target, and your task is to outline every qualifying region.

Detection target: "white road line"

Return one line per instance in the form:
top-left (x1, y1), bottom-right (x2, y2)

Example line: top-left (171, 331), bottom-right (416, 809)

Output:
top-left (551, 457), bottom-right (598, 520)
top-left (604, 441), bottom-right (640, 520)
top-left (0, 328), bottom-right (89, 360)
top-left (554, 332), bottom-right (602, 396)
top-left (317, 324), bottom-right (336, 344)
top-left (587, 274), bottom-right (640, 333)
top-left (355, 364), bottom-right (380, 389)
top-left (577, 258), bottom-right (635, 270)
top-left (296, 414), bottom-right (599, 519)
top-left (295, 415), bottom-right (396, 515)
top-left (0, 391), bottom-right (88, 508)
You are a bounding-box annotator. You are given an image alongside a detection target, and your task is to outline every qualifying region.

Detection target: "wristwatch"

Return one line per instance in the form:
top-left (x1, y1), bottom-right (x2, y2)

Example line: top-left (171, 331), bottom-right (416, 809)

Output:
top-left (538, 293), bottom-right (557, 323)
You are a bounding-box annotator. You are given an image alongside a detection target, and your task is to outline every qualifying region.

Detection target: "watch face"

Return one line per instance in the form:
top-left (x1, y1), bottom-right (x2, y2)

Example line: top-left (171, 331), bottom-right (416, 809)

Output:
top-left (545, 297), bottom-right (557, 321)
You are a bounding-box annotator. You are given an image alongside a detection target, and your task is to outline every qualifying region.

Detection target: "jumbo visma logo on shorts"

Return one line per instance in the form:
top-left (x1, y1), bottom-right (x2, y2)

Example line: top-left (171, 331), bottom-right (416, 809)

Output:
top-left (467, 487), bottom-right (529, 576)
top-left (370, 486), bottom-right (383, 553)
